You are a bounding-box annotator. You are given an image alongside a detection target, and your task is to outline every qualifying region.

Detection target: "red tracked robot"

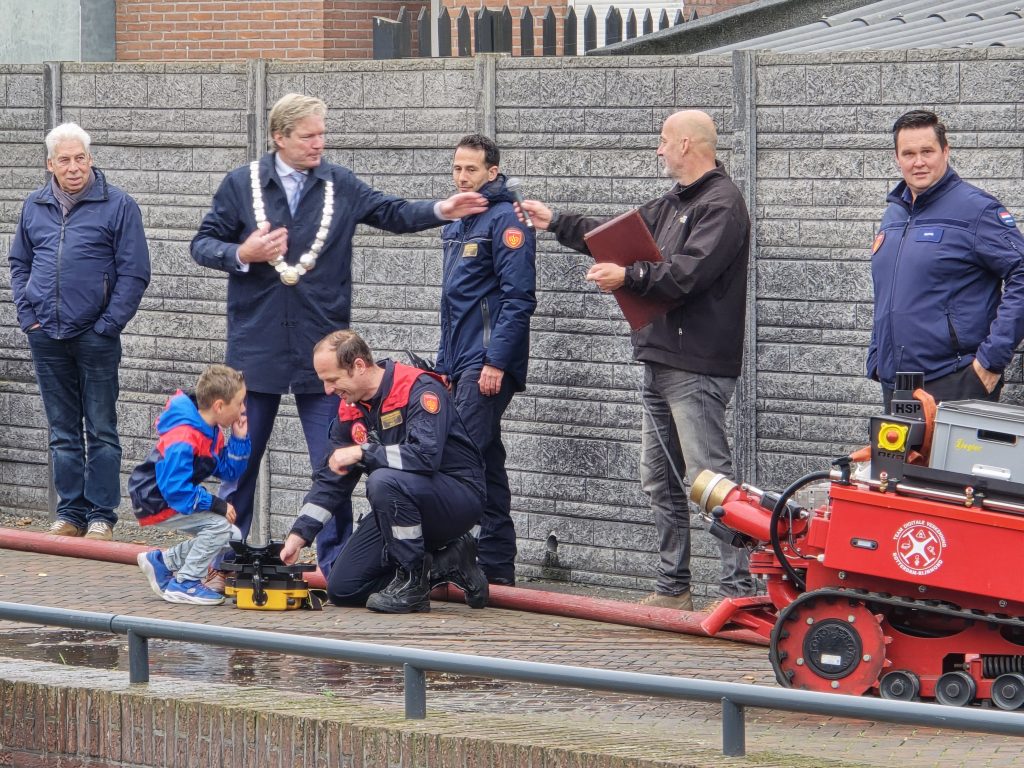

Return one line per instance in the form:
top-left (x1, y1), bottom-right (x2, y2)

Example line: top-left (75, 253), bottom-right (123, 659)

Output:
top-left (692, 373), bottom-right (1024, 709)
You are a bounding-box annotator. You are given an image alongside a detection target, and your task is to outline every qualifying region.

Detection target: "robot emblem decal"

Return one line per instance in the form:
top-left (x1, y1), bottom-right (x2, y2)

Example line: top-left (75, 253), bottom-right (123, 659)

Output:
top-left (892, 520), bottom-right (946, 577)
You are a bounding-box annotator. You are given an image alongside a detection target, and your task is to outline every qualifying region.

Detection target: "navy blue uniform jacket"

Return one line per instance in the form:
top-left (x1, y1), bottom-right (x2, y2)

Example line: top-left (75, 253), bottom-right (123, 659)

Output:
top-left (290, 361), bottom-right (485, 545)
top-left (868, 168), bottom-right (1024, 389)
top-left (191, 153), bottom-right (445, 393)
top-left (437, 175), bottom-right (537, 390)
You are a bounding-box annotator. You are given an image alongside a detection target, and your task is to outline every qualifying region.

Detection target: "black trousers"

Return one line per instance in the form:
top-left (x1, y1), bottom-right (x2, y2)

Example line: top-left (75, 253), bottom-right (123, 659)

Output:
top-left (451, 368), bottom-right (517, 583)
top-left (326, 468), bottom-right (483, 606)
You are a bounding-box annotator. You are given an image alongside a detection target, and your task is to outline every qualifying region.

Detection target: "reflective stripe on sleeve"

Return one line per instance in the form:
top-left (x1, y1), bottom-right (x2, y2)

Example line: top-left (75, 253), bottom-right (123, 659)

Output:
top-left (298, 503), bottom-right (333, 524)
top-left (386, 444), bottom-right (404, 470)
top-left (391, 524), bottom-right (423, 540)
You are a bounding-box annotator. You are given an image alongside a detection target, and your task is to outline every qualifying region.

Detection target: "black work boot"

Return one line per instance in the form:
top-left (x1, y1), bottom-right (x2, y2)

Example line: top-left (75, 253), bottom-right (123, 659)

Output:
top-left (429, 532), bottom-right (489, 609)
top-left (366, 559), bottom-right (431, 614)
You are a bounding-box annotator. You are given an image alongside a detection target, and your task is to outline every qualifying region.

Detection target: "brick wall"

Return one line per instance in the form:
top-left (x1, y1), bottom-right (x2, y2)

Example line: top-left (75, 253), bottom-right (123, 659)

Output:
top-left (326, 0), bottom-right (429, 58)
top-left (115, 0), bottom-right (426, 61)
top-left (3, 51), bottom-right (1024, 596)
top-left (112, 1), bottom-right (755, 62)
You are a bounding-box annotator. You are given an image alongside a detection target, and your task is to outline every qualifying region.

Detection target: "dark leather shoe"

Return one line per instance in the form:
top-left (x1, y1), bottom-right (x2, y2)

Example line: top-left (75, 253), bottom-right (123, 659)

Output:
top-left (430, 533), bottom-right (488, 609)
top-left (366, 559), bottom-right (431, 614)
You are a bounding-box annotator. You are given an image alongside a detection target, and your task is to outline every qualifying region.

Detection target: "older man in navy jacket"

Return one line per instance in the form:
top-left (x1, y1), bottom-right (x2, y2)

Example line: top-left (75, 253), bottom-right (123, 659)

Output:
top-left (869, 110), bottom-right (1024, 408)
top-left (9, 122), bottom-right (150, 541)
top-left (191, 94), bottom-right (485, 579)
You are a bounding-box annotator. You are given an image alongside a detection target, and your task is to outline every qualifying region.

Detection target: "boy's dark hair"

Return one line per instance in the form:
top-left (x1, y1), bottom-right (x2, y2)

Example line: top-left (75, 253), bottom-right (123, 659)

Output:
top-left (892, 110), bottom-right (948, 150)
top-left (196, 364), bottom-right (245, 409)
top-left (457, 133), bottom-right (500, 167)
top-left (314, 330), bottom-right (375, 371)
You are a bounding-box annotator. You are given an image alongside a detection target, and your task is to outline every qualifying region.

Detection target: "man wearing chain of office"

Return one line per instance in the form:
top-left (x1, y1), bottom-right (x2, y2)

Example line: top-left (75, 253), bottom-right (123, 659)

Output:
top-left (191, 93), bottom-right (486, 578)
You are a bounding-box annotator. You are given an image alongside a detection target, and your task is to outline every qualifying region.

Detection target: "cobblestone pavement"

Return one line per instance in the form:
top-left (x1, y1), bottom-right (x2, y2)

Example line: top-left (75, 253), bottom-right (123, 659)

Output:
top-left (0, 545), bottom-right (1019, 767)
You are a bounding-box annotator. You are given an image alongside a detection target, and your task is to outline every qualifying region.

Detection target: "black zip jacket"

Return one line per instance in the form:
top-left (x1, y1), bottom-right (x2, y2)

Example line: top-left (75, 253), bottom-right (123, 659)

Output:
top-left (551, 163), bottom-right (750, 377)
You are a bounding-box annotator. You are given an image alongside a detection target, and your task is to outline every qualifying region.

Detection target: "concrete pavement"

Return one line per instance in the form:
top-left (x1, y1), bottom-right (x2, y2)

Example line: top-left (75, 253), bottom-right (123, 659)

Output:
top-left (0, 545), bottom-right (1018, 767)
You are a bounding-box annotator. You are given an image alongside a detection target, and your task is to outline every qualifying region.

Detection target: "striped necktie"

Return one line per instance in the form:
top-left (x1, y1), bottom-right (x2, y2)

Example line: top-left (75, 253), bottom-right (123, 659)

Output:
top-left (288, 171), bottom-right (305, 215)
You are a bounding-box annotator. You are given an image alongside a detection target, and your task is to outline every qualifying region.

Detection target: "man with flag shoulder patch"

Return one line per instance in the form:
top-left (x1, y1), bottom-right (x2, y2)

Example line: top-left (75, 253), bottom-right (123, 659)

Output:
top-left (437, 134), bottom-right (537, 586)
top-left (280, 330), bottom-right (489, 613)
top-left (868, 110), bottom-right (1024, 407)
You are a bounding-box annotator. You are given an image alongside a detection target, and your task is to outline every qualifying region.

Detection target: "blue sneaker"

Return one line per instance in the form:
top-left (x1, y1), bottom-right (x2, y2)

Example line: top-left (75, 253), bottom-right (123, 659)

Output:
top-left (137, 550), bottom-right (172, 597)
top-left (163, 579), bottom-right (224, 605)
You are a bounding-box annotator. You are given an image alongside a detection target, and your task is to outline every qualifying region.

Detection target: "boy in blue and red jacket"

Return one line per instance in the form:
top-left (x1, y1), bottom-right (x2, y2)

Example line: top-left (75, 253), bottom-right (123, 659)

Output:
top-left (129, 364), bottom-right (251, 605)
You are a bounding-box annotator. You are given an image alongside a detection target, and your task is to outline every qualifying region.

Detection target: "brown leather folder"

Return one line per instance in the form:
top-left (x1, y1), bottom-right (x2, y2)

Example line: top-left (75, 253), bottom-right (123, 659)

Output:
top-left (583, 209), bottom-right (677, 330)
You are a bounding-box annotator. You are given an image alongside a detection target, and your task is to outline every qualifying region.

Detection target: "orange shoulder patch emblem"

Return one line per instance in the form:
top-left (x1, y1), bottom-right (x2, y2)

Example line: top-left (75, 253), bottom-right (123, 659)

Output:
top-left (420, 392), bottom-right (441, 414)
top-left (871, 231), bottom-right (885, 254)
top-left (503, 227), bottom-right (525, 249)
top-left (351, 422), bottom-right (368, 444)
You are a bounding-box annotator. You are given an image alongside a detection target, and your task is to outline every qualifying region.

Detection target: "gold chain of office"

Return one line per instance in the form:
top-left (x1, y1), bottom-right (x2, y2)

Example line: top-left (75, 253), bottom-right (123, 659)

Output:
top-left (249, 161), bottom-right (333, 286)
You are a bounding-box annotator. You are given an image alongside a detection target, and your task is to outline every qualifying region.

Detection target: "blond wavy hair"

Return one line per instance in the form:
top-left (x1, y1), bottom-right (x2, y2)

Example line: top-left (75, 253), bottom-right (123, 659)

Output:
top-left (269, 93), bottom-right (327, 139)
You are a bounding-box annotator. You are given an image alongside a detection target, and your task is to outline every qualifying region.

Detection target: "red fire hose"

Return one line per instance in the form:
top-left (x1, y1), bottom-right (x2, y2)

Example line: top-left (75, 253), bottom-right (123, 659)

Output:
top-left (0, 526), bottom-right (764, 645)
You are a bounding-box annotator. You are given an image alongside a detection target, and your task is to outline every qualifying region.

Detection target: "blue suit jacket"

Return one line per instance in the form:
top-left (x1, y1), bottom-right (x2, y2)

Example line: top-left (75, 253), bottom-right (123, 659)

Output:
top-left (191, 153), bottom-right (444, 393)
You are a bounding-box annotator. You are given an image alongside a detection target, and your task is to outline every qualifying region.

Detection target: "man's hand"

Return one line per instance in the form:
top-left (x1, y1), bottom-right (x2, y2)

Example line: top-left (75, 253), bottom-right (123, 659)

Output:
top-left (586, 263), bottom-right (626, 292)
top-left (225, 503), bottom-right (237, 525)
top-left (231, 410), bottom-right (248, 439)
top-left (516, 200), bottom-right (552, 230)
top-left (237, 222), bottom-right (289, 264)
top-left (280, 532), bottom-right (306, 565)
top-left (973, 358), bottom-right (1000, 393)
top-left (439, 191), bottom-right (488, 220)
top-left (478, 364), bottom-right (504, 396)
top-left (328, 445), bottom-right (363, 474)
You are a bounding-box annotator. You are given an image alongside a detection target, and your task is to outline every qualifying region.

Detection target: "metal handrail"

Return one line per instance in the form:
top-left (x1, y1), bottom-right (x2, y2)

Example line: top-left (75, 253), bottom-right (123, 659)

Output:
top-left (2, 600), bottom-right (1023, 758)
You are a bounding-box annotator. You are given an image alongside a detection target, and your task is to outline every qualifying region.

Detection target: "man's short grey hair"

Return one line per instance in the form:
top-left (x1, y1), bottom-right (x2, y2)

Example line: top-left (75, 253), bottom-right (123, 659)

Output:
top-left (269, 93), bottom-right (327, 139)
top-left (45, 123), bottom-right (91, 159)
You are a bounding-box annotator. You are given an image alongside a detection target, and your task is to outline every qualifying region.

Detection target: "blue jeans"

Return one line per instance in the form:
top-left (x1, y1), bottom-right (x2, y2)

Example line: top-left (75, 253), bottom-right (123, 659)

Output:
top-left (216, 390), bottom-right (351, 577)
top-left (157, 512), bottom-right (241, 583)
top-left (27, 329), bottom-right (122, 528)
top-left (451, 368), bottom-right (517, 583)
top-left (639, 363), bottom-right (753, 598)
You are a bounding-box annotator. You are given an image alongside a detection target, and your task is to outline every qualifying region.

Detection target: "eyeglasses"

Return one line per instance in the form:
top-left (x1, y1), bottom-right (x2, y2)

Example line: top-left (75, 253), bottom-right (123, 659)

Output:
top-left (52, 154), bottom-right (90, 168)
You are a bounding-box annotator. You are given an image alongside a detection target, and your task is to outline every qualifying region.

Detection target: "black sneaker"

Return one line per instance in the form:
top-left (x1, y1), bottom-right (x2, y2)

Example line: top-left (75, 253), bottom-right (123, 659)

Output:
top-left (366, 560), bottom-right (431, 614)
top-left (430, 532), bottom-right (489, 609)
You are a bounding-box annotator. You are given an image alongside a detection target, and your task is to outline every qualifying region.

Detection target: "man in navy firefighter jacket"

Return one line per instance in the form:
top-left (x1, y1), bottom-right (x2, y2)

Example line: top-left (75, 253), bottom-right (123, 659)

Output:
top-left (280, 330), bottom-right (488, 613)
top-left (869, 109), bottom-right (1024, 408)
top-left (436, 134), bottom-right (537, 586)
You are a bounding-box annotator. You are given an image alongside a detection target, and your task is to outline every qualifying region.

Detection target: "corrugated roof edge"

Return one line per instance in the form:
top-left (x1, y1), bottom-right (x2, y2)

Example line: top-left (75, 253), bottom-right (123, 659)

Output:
top-left (590, 0), bottom-right (871, 56)
top-left (703, 0), bottom-right (1024, 53)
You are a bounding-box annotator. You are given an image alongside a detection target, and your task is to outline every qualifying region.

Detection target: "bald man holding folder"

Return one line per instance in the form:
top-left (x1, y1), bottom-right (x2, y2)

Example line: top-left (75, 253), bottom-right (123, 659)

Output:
top-left (518, 110), bottom-right (753, 610)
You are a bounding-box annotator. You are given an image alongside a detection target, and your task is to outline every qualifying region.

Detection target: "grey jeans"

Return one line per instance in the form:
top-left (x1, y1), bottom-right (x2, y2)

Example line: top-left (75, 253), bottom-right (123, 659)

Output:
top-left (157, 512), bottom-right (241, 583)
top-left (639, 363), bottom-right (754, 597)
